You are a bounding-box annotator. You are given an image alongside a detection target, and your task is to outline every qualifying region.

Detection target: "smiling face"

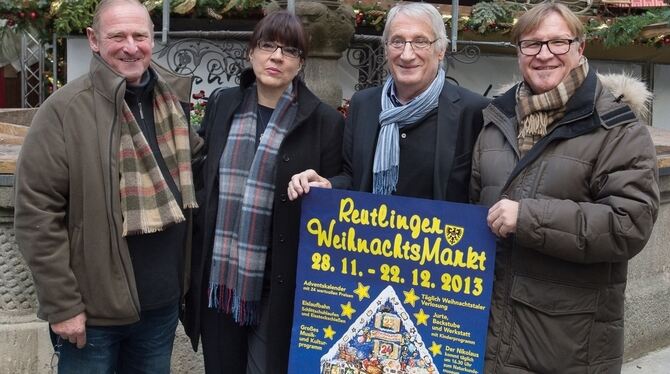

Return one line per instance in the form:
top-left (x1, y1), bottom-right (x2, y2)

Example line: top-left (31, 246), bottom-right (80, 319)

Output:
top-left (86, 2), bottom-right (154, 86)
top-left (385, 13), bottom-right (444, 102)
top-left (249, 41), bottom-right (303, 93)
top-left (517, 12), bottom-right (584, 94)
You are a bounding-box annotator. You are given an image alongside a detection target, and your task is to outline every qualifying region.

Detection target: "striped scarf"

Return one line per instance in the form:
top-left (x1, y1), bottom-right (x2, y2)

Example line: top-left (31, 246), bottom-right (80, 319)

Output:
top-left (516, 57), bottom-right (589, 156)
top-left (208, 82), bottom-right (297, 325)
top-left (119, 78), bottom-right (197, 237)
top-left (373, 68), bottom-right (445, 195)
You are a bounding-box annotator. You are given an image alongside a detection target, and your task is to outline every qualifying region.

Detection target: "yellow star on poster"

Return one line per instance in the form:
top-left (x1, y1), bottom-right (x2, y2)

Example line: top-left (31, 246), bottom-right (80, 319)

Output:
top-left (353, 282), bottom-right (370, 301)
top-left (341, 301), bottom-right (356, 319)
top-left (323, 325), bottom-right (336, 340)
top-left (414, 308), bottom-right (430, 326)
top-left (429, 341), bottom-right (442, 356)
top-left (403, 288), bottom-right (419, 307)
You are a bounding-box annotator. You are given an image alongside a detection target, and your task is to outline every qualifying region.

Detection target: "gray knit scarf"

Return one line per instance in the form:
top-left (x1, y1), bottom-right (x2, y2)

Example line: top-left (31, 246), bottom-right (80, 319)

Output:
top-left (208, 82), bottom-right (297, 325)
top-left (373, 68), bottom-right (445, 195)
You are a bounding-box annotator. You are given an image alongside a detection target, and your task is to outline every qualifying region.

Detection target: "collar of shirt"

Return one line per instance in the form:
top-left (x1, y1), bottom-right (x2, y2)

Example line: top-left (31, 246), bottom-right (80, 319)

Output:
top-left (388, 85), bottom-right (405, 107)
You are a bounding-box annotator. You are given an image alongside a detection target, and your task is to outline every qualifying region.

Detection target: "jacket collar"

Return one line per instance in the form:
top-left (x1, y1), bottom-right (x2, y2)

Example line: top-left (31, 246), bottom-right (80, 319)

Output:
top-left (433, 81), bottom-right (463, 200)
top-left (238, 68), bottom-right (322, 129)
top-left (88, 53), bottom-right (193, 104)
top-left (357, 82), bottom-right (464, 200)
top-left (488, 68), bottom-right (598, 124)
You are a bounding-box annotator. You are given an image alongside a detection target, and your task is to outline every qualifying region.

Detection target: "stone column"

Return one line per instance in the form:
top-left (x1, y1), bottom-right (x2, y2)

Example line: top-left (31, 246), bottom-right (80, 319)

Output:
top-left (0, 178), bottom-right (53, 373)
top-left (269, 0), bottom-right (355, 109)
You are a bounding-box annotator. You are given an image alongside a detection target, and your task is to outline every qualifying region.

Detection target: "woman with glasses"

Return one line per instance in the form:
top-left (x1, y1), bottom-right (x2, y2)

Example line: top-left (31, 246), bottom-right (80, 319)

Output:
top-left (470, 3), bottom-right (659, 372)
top-left (183, 11), bottom-right (344, 374)
top-left (288, 2), bottom-right (489, 205)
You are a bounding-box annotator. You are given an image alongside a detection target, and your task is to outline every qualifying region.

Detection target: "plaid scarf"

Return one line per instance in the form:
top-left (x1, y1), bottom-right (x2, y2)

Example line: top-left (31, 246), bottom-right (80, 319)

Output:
top-left (373, 68), bottom-right (445, 195)
top-left (516, 57), bottom-right (589, 156)
top-left (119, 77), bottom-right (197, 236)
top-left (208, 82), bottom-right (297, 325)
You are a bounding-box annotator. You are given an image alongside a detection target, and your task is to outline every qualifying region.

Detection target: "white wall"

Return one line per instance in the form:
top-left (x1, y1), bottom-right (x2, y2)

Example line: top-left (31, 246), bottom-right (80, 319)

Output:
top-left (653, 64), bottom-right (670, 130)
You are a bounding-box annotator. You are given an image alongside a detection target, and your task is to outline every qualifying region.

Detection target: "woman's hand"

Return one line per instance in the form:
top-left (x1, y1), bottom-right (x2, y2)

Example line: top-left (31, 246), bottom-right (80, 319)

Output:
top-left (287, 169), bottom-right (331, 201)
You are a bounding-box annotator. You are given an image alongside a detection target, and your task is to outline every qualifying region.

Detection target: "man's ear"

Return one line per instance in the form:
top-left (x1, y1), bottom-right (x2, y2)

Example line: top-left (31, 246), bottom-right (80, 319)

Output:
top-left (86, 27), bottom-right (100, 53)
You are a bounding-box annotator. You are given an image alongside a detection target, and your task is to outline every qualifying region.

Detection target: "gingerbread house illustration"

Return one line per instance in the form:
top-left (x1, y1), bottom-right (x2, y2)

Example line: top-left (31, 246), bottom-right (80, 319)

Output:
top-left (320, 286), bottom-right (437, 374)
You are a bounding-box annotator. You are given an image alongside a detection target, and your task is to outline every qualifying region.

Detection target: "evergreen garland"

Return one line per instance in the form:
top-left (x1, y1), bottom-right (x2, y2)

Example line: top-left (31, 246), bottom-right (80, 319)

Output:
top-left (2, 0), bottom-right (670, 49)
top-left (588, 9), bottom-right (670, 48)
top-left (468, 1), bottom-right (513, 34)
top-left (51, 0), bottom-right (98, 35)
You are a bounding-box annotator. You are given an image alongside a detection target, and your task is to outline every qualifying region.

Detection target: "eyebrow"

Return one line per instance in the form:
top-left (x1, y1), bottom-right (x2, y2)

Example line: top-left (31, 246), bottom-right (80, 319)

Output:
top-left (106, 31), bottom-right (150, 38)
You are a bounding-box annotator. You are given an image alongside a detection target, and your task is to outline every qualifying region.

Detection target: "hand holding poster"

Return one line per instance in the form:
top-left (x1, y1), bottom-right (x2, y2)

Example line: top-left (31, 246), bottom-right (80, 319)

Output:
top-left (288, 188), bottom-right (497, 374)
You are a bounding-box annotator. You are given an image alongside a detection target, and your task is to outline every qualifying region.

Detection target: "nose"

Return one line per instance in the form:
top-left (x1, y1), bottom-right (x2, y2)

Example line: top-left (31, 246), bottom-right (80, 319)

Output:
top-left (123, 36), bottom-right (138, 54)
top-left (399, 42), bottom-right (415, 59)
top-left (270, 47), bottom-right (284, 60)
top-left (535, 43), bottom-right (554, 59)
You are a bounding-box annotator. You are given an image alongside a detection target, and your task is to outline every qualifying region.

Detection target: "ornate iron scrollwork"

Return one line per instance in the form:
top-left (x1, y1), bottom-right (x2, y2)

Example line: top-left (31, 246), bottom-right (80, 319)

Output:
top-left (150, 31), bottom-right (497, 92)
top-left (347, 34), bottom-right (388, 90)
top-left (449, 44), bottom-right (482, 64)
top-left (153, 31), bottom-right (251, 85)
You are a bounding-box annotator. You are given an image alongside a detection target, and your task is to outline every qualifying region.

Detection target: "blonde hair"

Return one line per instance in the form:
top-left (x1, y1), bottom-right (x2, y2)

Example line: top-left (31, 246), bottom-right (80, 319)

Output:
top-left (510, 2), bottom-right (584, 45)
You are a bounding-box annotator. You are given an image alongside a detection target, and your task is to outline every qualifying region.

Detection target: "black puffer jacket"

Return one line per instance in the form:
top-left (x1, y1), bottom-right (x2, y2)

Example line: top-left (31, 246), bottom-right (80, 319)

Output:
top-left (470, 70), bottom-right (659, 373)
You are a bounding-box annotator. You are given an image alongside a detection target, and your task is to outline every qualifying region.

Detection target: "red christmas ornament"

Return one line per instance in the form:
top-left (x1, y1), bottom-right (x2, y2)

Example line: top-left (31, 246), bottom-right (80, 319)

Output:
top-left (30, 11), bottom-right (37, 20)
top-left (18, 12), bottom-right (25, 18)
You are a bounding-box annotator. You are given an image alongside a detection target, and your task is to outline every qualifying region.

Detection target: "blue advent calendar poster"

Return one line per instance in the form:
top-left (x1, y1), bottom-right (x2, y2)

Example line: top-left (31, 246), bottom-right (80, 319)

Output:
top-left (288, 188), bottom-right (497, 374)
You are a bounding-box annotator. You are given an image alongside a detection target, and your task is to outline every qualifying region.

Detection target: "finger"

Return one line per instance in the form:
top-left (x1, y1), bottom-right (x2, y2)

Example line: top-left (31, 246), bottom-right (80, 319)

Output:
top-left (289, 176), bottom-right (303, 194)
top-left (308, 179), bottom-right (331, 189)
top-left (486, 210), bottom-right (497, 228)
top-left (287, 183), bottom-right (298, 201)
top-left (487, 211), bottom-right (500, 230)
top-left (76, 332), bottom-right (86, 349)
top-left (300, 174), bottom-right (316, 195)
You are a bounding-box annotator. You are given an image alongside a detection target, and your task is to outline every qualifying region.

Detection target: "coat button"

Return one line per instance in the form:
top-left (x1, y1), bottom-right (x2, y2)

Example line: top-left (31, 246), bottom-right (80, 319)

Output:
top-left (280, 193), bottom-right (287, 202)
top-left (279, 234), bottom-right (285, 243)
top-left (276, 274), bottom-right (284, 284)
top-left (401, 133), bottom-right (407, 139)
top-left (283, 154), bottom-right (290, 162)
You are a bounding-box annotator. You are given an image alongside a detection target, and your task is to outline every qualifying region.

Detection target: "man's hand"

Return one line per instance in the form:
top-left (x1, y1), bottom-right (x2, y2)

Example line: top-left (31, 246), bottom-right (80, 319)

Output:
top-left (487, 199), bottom-right (519, 238)
top-left (52, 312), bottom-right (87, 349)
top-left (287, 169), bottom-right (331, 201)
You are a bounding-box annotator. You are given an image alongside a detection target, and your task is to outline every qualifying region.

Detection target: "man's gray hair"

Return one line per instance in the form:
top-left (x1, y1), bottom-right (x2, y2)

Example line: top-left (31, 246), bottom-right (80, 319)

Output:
top-left (382, 3), bottom-right (449, 54)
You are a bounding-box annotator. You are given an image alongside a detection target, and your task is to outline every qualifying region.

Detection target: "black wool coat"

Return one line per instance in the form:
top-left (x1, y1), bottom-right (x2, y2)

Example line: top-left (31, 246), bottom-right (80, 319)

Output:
top-left (182, 73), bottom-right (344, 373)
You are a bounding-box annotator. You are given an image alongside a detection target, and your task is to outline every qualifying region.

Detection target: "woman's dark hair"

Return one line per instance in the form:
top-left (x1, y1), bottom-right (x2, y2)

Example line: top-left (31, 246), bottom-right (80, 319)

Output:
top-left (248, 11), bottom-right (309, 59)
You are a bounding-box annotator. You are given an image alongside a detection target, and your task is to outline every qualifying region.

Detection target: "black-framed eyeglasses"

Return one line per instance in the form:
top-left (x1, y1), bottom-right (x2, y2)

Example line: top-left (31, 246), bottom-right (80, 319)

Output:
top-left (386, 38), bottom-right (439, 51)
top-left (517, 39), bottom-right (578, 56)
top-left (257, 40), bottom-right (302, 59)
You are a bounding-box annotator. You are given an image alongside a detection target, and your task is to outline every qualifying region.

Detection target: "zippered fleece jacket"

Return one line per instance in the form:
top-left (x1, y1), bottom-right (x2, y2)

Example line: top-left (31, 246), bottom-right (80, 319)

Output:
top-left (14, 53), bottom-right (200, 326)
top-left (471, 70), bottom-right (660, 373)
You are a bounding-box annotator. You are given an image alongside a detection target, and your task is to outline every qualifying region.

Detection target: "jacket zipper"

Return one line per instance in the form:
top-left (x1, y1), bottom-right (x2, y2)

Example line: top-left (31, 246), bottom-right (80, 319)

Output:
top-left (137, 97), bottom-right (144, 120)
top-left (109, 82), bottom-right (141, 319)
top-left (494, 110), bottom-right (596, 369)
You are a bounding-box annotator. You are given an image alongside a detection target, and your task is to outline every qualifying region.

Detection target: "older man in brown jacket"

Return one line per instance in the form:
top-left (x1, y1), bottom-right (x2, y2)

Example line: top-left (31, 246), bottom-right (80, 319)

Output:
top-left (14, 0), bottom-right (201, 373)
